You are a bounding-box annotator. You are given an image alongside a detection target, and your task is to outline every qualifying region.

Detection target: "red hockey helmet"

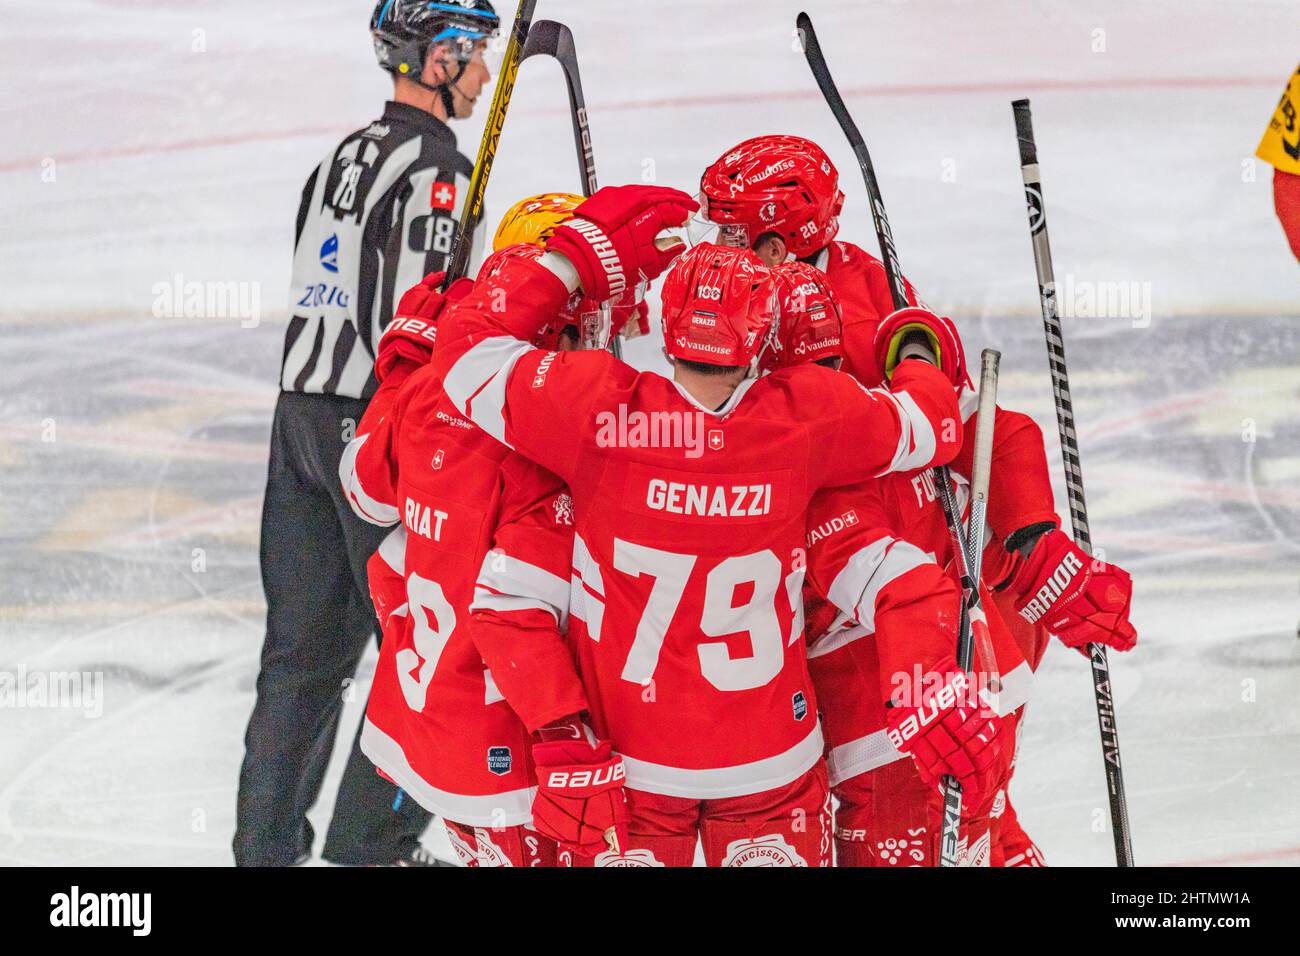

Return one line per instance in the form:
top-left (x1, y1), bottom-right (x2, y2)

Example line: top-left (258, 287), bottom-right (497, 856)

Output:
top-left (760, 261), bottom-right (844, 372)
top-left (660, 243), bottom-right (777, 367)
top-left (699, 135), bottom-right (845, 259)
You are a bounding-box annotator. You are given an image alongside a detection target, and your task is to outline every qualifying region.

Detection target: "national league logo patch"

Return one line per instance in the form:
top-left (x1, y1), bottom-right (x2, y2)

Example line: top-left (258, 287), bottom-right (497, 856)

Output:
top-left (486, 746), bottom-right (512, 776)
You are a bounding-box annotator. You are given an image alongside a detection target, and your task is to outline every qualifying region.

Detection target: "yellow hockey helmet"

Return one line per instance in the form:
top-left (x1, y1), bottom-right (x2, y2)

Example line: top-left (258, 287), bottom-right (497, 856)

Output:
top-left (492, 192), bottom-right (585, 250)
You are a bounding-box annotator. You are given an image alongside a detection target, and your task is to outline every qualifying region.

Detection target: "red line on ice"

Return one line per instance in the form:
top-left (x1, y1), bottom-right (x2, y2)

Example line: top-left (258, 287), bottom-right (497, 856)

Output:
top-left (0, 74), bottom-right (1275, 173)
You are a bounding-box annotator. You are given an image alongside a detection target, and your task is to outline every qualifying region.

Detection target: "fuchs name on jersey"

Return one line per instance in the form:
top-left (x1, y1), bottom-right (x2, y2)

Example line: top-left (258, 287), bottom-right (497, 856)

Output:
top-left (404, 497), bottom-right (448, 541)
top-left (645, 479), bottom-right (772, 518)
top-left (1019, 549), bottom-right (1085, 624)
top-left (911, 469), bottom-right (940, 507)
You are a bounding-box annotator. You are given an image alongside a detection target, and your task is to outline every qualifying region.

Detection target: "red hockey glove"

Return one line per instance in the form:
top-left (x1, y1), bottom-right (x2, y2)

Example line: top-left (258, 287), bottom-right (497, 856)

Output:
top-left (872, 307), bottom-right (968, 387)
top-left (531, 738), bottom-right (629, 858)
top-left (611, 296), bottom-right (650, 340)
top-left (1008, 528), bottom-right (1137, 654)
top-left (885, 655), bottom-right (1003, 806)
top-left (546, 185), bottom-right (696, 301)
top-left (375, 271), bottom-right (474, 383)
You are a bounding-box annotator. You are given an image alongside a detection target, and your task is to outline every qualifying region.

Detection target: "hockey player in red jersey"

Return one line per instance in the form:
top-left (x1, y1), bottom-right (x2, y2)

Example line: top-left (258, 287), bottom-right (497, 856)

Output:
top-left (427, 183), bottom-right (966, 866)
top-left (698, 134), bottom-right (1140, 863)
top-left (766, 264), bottom-right (1137, 865)
top-left (766, 267), bottom-right (1019, 865)
top-left (337, 193), bottom-right (619, 867)
top-left (696, 135), bottom-right (920, 383)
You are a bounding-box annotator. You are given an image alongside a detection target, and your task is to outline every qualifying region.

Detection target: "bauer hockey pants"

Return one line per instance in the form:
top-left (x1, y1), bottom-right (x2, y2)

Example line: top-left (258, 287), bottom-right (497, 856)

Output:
top-left (234, 391), bottom-right (432, 866)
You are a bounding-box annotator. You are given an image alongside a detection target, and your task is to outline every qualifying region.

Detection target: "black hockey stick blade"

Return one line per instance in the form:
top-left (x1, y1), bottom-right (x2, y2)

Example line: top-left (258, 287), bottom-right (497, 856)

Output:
top-left (523, 19), bottom-right (597, 197)
top-left (796, 13), bottom-right (867, 168)
top-left (522, 18), bottom-right (619, 356)
top-left (796, 12), bottom-right (908, 312)
top-left (520, 16), bottom-right (562, 59)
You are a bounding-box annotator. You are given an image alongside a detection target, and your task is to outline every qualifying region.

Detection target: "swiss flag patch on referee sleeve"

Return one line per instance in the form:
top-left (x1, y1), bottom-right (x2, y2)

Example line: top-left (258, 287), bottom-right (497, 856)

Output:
top-left (430, 181), bottom-right (457, 211)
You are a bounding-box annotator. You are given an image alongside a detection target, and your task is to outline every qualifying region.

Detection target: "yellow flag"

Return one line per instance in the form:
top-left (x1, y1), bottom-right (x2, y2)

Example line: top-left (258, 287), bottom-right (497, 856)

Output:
top-left (1256, 63), bottom-right (1300, 174)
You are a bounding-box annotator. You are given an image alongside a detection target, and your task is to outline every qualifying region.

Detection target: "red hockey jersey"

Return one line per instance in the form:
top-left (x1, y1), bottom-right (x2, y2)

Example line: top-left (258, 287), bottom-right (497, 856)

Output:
top-left (340, 360), bottom-right (574, 826)
top-left (803, 470), bottom-right (1034, 791)
top-left (428, 251), bottom-right (961, 799)
top-left (814, 239), bottom-right (1059, 542)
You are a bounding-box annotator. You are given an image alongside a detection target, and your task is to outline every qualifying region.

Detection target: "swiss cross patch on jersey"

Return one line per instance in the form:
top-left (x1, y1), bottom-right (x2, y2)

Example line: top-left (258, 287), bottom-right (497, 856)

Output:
top-left (430, 181), bottom-right (457, 211)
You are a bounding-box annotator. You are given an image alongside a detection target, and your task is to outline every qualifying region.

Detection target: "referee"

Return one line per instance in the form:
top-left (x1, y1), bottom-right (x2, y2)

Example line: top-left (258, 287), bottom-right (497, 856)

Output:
top-left (235, 0), bottom-right (498, 867)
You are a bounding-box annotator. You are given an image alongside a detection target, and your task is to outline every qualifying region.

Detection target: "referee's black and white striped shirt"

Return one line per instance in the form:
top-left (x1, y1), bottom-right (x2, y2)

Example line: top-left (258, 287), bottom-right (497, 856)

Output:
top-left (282, 101), bottom-right (476, 399)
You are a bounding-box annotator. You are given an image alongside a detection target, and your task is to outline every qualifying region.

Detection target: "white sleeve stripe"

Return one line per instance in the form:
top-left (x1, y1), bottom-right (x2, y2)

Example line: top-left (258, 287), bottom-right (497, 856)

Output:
top-left (471, 589), bottom-right (566, 629)
top-left (826, 538), bottom-right (887, 629)
top-left (567, 581), bottom-right (587, 624)
top-left (483, 668), bottom-right (505, 705)
top-left (885, 388), bottom-right (939, 473)
top-left (807, 622), bottom-right (871, 659)
top-left (375, 527), bottom-right (407, 575)
top-left (474, 551), bottom-right (571, 611)
top-left (958, 384), bottom-right (979, 424)
top-left (825, 537), bottom-right (933, 633)
top-left (338, 434), bottom-right (400, 526)
top-left (442, 336), bottom-right (532, 446)
top-left (980, 659), bottom-right (1034, 717)
top-left (571, 534), bottom-right (604, 597)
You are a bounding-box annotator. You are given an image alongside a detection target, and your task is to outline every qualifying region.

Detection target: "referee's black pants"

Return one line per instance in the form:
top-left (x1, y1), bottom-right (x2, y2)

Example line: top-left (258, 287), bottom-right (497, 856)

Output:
top-left (234, 391), bottom-right (431, 866)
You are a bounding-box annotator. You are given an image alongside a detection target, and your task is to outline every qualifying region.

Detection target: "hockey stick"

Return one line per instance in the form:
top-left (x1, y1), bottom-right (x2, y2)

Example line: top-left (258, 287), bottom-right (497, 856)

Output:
top-left (520, 20), bottom-right (623, 359)
top-left (963, 352), bottom-right (1000, 613)
top-left (521, 20), bottom-right (597, 196)
top-left (1012, 99), bottom-right (1134, 867)
top-left (797, 10), bottom-right (978, 867)
top-left (937, 348), bottom-right (999, 861)
top-left (443, 0), bottom-right (540, 287)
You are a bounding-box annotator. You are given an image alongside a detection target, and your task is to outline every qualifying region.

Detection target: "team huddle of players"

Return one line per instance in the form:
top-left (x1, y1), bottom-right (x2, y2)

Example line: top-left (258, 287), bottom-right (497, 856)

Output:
top-left (336, 134), bottom-right (1139, 867)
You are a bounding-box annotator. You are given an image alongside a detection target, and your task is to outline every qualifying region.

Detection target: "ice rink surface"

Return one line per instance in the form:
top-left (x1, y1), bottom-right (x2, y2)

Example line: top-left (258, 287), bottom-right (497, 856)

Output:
top-left (1, 0), bottom-right (1298, 866)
